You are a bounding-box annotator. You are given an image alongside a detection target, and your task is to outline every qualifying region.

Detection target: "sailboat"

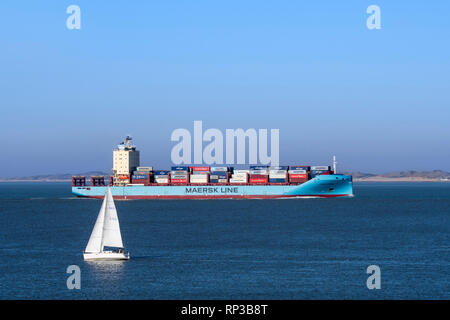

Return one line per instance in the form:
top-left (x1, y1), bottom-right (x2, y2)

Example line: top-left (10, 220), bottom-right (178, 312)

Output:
top-left (83, 187), bottom-right (130, 261)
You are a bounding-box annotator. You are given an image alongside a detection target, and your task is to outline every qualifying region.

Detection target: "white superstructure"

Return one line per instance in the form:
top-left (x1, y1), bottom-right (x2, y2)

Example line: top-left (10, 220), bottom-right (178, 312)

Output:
top-left (113, 136), bottom-right (140, 175)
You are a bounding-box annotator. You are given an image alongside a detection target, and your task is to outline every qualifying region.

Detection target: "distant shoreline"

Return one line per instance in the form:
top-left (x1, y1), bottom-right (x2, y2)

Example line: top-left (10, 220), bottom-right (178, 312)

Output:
top-left (1, 170), bottom-right (449, 183)
top-left (0, 179), bottom-right (72, 182)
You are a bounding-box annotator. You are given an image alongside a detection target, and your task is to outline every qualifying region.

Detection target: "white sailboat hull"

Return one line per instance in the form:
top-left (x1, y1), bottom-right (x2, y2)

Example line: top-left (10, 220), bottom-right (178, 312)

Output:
top-left (83, 251), bottom-right (130, 261)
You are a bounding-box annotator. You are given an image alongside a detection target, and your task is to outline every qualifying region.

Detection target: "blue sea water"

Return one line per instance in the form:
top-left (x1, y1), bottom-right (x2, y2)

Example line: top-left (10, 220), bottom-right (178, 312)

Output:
top-left (0, 182), bottom-right (448, 299)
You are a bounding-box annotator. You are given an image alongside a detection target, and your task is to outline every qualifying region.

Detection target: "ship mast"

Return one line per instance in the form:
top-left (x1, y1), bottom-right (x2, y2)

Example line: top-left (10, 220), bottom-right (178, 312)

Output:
top-left (333, 155), bottom-right (337, 174)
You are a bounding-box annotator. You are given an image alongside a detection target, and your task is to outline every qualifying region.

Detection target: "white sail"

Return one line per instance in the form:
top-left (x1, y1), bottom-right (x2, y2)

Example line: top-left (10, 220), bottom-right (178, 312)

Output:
top-left (101, 188), bottom-right (124, 248)
top-left (84, 194), bottom-right (107, 253)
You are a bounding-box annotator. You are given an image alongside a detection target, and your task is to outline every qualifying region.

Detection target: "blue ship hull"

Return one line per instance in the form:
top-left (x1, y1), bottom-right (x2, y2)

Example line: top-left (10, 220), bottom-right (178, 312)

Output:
top-left (72, 174), bottom-right (353, 199)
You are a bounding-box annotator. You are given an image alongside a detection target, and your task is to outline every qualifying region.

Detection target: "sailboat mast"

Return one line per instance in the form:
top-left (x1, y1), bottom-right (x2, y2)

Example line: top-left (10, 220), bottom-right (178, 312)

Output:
top-left (99, 188), bottom-right (109, 252)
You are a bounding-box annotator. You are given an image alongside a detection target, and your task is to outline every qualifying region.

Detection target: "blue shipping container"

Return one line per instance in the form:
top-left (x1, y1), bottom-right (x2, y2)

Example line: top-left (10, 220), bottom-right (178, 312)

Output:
top-left (171, 166), bottom-right (189, 171)
top-left (269, 178), bottom-right (287, 183)
top-left (210, 179), bottom-right (228, 183)
top-left (269, 166), bottom-right (288, 170)
top-left (210, 172), bottom-right (227, 177)
top-left (154, 170), bottom-right (170, 175)
top-left (132, 175), bottom-right (148, 180)
top-left (250, 166), bottom-right (269, 170)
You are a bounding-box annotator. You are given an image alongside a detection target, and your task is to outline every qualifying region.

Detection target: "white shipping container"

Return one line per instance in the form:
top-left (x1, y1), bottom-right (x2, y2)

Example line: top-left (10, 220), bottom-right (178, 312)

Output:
top-left (190, 176), bottom-right (208, 180)
top-left (190, 174), bottom-right (208, 178)
top-left (311, 166), bottom-right (330, 170)
top-left (289, 169), bottom-right (307, 174)
top-left (171, 170), bottom-right (188, 175)
top-left (231, 175), bottom-right (247, 179)
top-left (155, 178), bottom-right (169, 183)
top-left (269, 174), bottom-right (287, 179)
top-left (137, 167), bottom-right (153, 171)
top-left (249, 170), bottom-right (269, 175)
top-left (269, 170), bottom-right (287, 174)
top-left (233, 170), bottom-right (250, 174)
top-left (232, 173), bottom-right (248, 178)
top-left (229, 179), bottom-right (247, 183)
top-left (211, 167), bottom-right (228, 172)
top-left (171, 175), bottom-right (188, 179)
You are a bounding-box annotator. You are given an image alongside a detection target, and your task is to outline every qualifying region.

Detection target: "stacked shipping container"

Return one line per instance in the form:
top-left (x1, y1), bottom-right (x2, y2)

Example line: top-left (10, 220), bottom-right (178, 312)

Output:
top-left (170, 166), bottom-right (189, 184)
top-left (91, 176), bottom-right (106, 186)
top-left (79, 164), bottom-right (332, 187)
top-left (72, 176), bottom-right (86, 186)
top-left (288, 166), bottom-right (310, 183)
top-left (154, 170), bottom-right (170, 184)
top-left (229, 169), bottom-right (248, 184)
top-left (209, 167), bottom-right (228, 184)
top-left (131, 174), bottom-right (150, 185)
top-left (131, 166), bottom-right (153, 185)
top-left (190, 166), bottom-right (210, 184)
top-left (310, 166), bottom-right (332, 178)
top-left (249, 166), bottom-right (269, 184)
top-left (269, 166), bottom-right (288, 183)
top-left (117, 174), bottom-right (130, 185)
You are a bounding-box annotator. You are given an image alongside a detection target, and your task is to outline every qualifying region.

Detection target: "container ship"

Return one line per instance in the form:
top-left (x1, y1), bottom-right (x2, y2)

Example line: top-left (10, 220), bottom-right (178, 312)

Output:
top-left (72, 137), bottom-right (353, 199)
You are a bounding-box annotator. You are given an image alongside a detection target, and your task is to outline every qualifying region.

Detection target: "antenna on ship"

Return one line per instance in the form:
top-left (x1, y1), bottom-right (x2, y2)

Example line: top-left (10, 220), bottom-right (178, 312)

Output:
top-left (117, 135), bottom-right (136, 151)
top-left (124, 135), bottom-right (133, 149)
top-left (333, 155), bottom-right (337, 174)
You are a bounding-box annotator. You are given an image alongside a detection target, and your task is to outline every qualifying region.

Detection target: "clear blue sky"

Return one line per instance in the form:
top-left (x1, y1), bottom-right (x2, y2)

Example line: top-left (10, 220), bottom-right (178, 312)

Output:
top-left (1, 1), bottom-right (449, 176)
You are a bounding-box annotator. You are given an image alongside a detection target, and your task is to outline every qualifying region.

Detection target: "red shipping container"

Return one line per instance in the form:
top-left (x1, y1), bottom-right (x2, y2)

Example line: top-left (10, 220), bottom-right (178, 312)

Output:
top-left (171, 179), bottom-right (188, 183)
top-left (249, 174), bottom-right (268, 178)
top-left (131, 179), bottom-right (148, 184)
top-left (249, 178), bottom-right (268, 183)
top-left (289, 174), bottom-right (308, 179)
top-left (190, 166), bottom-right (210, 171)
